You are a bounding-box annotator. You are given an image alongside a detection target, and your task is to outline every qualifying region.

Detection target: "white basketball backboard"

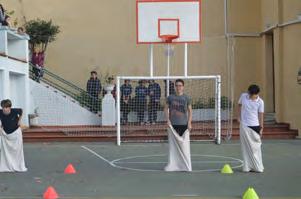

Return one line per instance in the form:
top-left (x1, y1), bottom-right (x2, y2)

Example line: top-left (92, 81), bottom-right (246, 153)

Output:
top-left (136, 0), bottom-right (201, 44)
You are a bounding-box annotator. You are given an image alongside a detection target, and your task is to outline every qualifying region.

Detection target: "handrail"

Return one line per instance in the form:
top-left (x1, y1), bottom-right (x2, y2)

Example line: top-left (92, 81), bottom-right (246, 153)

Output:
top-left (29, 62), bottom-right (86, 93)
top-left (29, 63), bottom-right (102, 113)
top-left (29, 68), bottom-right (78, 98)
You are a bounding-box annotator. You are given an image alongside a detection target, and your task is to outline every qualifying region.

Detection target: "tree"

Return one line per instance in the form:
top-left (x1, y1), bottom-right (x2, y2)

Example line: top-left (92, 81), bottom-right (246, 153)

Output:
top-left (24, 19), bottom-right (60, 52)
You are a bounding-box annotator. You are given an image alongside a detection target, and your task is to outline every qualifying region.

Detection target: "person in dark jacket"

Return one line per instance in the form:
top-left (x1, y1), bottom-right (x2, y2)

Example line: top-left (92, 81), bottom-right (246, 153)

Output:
top-left (1, 15), bottom-right (10, 27)
top-left (120, 80), bottom-right (132, 124)
top-left (135, 80), bottom-right (148, 125)
top-left (0, 4), bottom-right (5, 24)
top-left (86, 71), bottom-right (102, 113)
top-left (148, 80), bottom-right (161, 124)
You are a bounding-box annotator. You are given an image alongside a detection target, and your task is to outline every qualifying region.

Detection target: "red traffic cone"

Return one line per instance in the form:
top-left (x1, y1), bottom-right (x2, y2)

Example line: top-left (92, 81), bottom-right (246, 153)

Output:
top-left (43, 186), bottom-right (59, 199)
top-left (64, 164), bottom-right (76, 174)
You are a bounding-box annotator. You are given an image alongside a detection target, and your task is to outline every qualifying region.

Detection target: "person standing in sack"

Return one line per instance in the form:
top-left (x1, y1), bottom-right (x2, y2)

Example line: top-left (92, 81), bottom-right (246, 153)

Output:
top-left (164, 79), bottom-right (192, 172)
top-left (0, 99), bottom-right (27, 172)
top-left (238, 84), bottom-right (264, 173)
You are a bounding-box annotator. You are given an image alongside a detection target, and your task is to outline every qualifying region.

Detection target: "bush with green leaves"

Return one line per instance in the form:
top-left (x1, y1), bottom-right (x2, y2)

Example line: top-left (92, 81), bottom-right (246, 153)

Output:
top-left (221, 96), bottom-right (232, 109)
top-left (191, 96), bottom-right (232, 110)
top-left (24, 19), bottom-right (60, 51)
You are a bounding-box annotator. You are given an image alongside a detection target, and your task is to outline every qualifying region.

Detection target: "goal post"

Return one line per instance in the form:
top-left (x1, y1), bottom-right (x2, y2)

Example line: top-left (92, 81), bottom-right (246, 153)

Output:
top-left (116, 75), bottom-right (221, 146)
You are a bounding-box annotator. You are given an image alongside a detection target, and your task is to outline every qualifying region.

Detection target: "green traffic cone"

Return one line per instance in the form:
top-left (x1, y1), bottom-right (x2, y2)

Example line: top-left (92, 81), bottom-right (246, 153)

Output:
top-left (221, 164), bottom-right (234, 174)
top-left (242, 187), bottom-right (260, 199)
top-left (242, 188), bottom-right (252, 199)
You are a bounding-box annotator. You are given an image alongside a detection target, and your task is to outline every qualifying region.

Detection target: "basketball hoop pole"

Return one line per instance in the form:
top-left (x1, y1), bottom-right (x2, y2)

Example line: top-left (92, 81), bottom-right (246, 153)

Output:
top-left (149, 44), bottom-right (154, 77)
top-left (162, 36), bottom-right (178, 97)
top-left (184, 43), bottom-right (188, 77)
top-left (167, 43), bottom-right (170, 96)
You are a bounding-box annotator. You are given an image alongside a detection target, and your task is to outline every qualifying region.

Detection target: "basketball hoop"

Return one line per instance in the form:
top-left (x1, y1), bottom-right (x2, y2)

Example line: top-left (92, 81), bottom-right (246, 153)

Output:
top-left (159, 34), bottom-right (179, 43)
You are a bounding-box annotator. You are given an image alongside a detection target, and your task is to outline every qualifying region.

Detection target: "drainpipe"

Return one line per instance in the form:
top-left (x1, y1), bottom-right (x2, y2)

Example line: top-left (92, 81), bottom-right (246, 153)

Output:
top-left (224, 0), bottom-right (228, 37)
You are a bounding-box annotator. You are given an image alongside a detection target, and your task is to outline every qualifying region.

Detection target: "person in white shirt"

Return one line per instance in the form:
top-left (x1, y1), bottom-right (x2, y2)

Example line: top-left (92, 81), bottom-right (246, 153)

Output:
top-left (238, 84), bottom-right (264, 173)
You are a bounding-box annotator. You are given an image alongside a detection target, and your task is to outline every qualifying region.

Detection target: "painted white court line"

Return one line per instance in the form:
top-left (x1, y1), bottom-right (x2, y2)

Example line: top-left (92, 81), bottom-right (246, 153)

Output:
top-left (80, 144), bottom-right (167, 147)
top-left (81, 145), bottom-right (244, 173)
top-left (0, 197), bottom-right (40, 199)
top-left (173, 194), bottom-right (200, 197)
top-left (81, 145), bottom-right (115, 167)
top-left (80, 143), bottom-right (241, 147)
top-left (111, 154), bottom-right (243, 172)
top-left (116, 160), bottom-right (240, 164)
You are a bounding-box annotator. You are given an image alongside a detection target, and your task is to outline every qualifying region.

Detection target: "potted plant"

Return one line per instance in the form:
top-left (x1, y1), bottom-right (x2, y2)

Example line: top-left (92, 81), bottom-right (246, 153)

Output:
top-left (103, 74), bottom-right (115, 94)
top-left (24, 19), bottom-right (60, 65)
top-left (28, 108), bottom-right (39, 127)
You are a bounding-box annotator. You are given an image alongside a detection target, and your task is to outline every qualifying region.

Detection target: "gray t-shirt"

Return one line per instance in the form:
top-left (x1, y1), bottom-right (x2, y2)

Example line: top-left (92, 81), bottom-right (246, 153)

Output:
top-left (167, 94), bottom-right (192, 125)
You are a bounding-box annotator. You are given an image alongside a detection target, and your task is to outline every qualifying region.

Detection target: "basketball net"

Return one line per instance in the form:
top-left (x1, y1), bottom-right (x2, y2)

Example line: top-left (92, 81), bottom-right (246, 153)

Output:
top-left (160, 35), bottom-right (178, 57)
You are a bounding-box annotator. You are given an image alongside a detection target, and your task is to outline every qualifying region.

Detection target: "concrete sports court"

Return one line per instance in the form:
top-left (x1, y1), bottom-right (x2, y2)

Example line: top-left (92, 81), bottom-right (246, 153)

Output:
top-left (0, 140), bottom-right (301, 198)
top-left (0, 0), bottom-right (301, 199)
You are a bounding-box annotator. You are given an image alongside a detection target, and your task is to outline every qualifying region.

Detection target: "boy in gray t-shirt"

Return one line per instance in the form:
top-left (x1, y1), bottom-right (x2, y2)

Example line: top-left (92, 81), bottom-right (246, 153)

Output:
top-left (165, 79), bottom-right (192, 136)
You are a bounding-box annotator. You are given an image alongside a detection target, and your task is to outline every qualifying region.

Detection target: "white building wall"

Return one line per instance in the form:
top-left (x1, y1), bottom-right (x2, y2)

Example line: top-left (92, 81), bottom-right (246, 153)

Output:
top-left (0, 27), bottom-right (30, 125)
top-left (30, 79), bottom-right (101, 126)
top-left (0, 70), bottom-right (3, 100)
top-left (0, 31), bottom-right (7, 54)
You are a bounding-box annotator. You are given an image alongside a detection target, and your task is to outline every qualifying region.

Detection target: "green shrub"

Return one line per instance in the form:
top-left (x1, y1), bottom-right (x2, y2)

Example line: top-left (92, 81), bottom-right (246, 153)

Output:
top-left (191, 96), bottom-right (232, 109)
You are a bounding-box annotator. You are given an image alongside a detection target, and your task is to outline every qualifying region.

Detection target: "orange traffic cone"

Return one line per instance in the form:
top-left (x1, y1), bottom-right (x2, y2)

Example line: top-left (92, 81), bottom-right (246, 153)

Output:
top-left (43, 186), bottom-right (59, 199)
top-left (64, 163), bottom-right (76, 174)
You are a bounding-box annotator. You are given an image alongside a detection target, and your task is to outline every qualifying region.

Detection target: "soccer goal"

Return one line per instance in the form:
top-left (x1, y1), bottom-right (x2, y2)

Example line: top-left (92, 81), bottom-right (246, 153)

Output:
top-left (116, 75), bottom-right (222, 145)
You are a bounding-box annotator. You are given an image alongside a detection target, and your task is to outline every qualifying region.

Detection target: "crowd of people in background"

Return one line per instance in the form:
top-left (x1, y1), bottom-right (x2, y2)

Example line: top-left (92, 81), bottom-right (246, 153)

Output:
top-left (85, 71), bottom-right (177, 124)
top-left (120, 79), bottom-right (175, 125)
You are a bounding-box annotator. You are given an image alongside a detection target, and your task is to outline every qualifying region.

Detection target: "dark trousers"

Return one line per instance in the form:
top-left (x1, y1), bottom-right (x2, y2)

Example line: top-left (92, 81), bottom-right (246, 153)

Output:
top-left (148, 100), bottom-right (159, 123)
top-left (90, 95), bottom-right (99, 113)
top-left (121, 100), bottom-right (131, 122)
top-left (137, 100), bottom-right (146, 123)
top-left (172, 125), bottom-right (188, 136)
top-left (33, 66), bottom-right (42, 82)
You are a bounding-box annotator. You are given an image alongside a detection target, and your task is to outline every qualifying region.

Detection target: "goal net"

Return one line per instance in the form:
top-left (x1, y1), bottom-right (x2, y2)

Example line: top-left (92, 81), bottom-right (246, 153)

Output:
top-left (116, 75), bottom-right (226, 145)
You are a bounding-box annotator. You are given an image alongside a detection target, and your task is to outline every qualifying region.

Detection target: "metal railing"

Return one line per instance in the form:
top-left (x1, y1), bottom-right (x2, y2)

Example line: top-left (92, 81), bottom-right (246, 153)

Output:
top-left (29, 63), bottom-right (102, 113)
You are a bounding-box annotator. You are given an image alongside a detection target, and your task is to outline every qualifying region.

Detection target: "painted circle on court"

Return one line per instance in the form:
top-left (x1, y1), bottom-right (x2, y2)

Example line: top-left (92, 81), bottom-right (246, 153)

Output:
top-left (111, 154), bottom-right (243, 172)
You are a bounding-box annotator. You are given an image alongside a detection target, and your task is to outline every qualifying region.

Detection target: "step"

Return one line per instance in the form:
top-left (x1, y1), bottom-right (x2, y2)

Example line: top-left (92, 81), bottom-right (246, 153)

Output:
top-left (23, 122), bottom-right (298, 142)
top-left (23, 131), bottom-right (298, 143)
